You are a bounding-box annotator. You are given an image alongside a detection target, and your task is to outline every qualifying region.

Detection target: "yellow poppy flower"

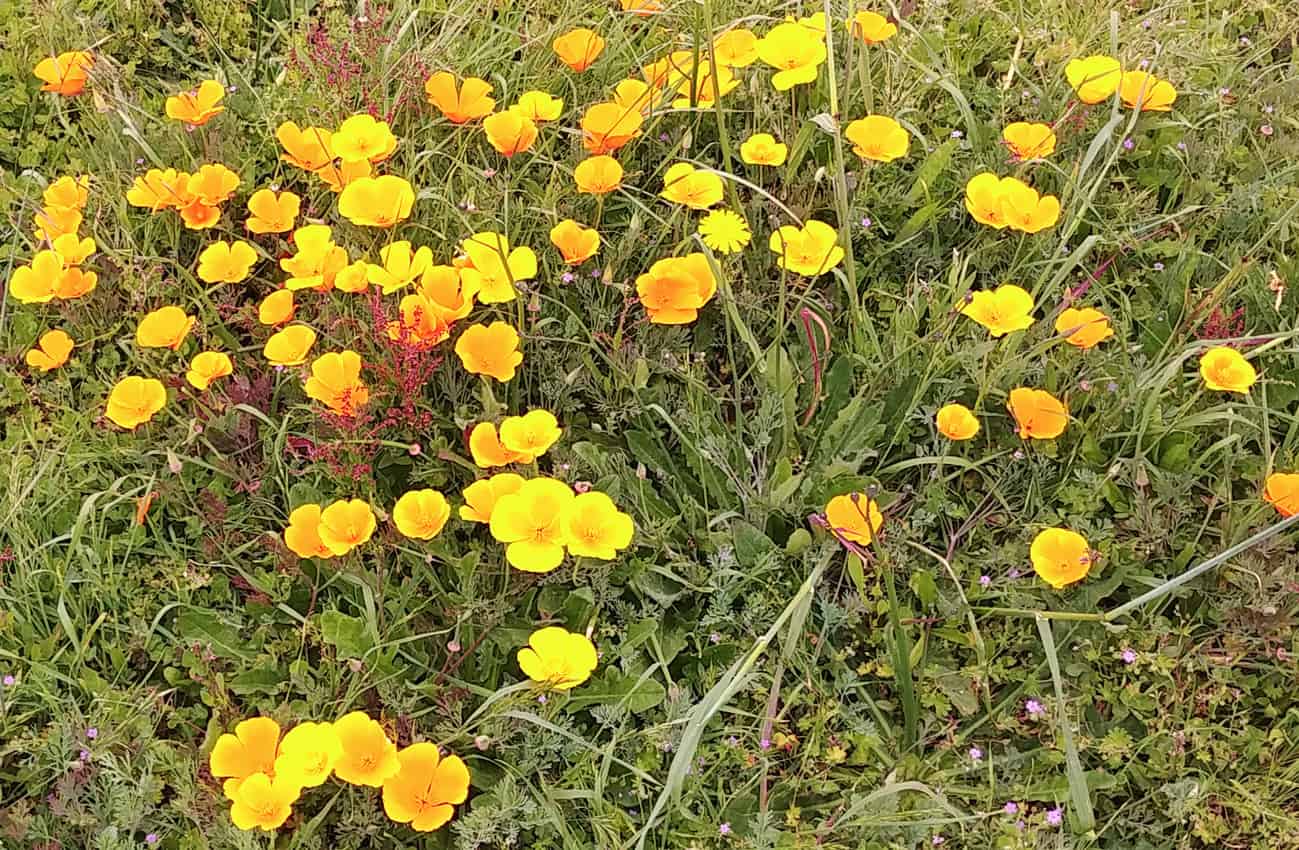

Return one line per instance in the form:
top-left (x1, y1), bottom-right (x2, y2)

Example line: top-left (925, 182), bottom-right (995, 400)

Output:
top-left (136, 305), bottom-right (196, 350)
top-left (333, 711), bottom-right (401, 787)
top-left (381, 743), bottom-right (470, 832)
top-left (246, 189), bottom-right (300, 234)
top-left (424, 72), bottom-right (496, 123)
top-left (489, 478), bottom-right (575, 572)
top-left (186, 351), bottom-right (234, 391)
top-left (549, 219), bottom-right (600, 265)
top-left (106, 376), bottom-right (167, 430)
top-left (553, 27), bottom-right (605, 72)
top-left (1054, 307), bottom-right (1114, 349)
top-left (459, 473), bottom-right (526, 523)
top-left (635, 253), bottom-right (719, 324)
top-left (197, 240), bottom-right (258, 284)
top-left (1030, 528), bottom-right (1094, 589)
top-left (392, 489), bottom-right (451, 540)
top-left (165, 79), bottom-right (226, 126)
top-left (332, 113), bottom-right (398, 164)
top-left (338, 176), bottom-right (414, 228)
top-left (1008, 388), bottom-right (1068, 439)
top-left (769, 220), bottom-right (844, 276)
top-left (935, 403), bottom-right (979, 440)
top-left (317, 498), bottom-right (376, 556)
top-left (263, 325), bottom-right (317, 366)
top-left (25, 329), bottom-right (75, 372)
top-left (843, 115), bottom-right (910, 162)
top-left (517, 626), bottom-right (598, 689)
top-left (561, 492), bottom-right (634, 559)
top-left (1198, 346), bottom-right (1256, 394)
top-left (959, 284), bottom-right (1036, 337)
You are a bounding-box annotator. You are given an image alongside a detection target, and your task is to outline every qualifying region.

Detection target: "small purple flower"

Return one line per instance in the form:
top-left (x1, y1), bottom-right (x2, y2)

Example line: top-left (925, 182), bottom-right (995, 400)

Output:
top-left (950, 130), bottom-right (963, 139)
top-left (1240, 36), bottom-right (1252, 46)
top-left (658, 132), bottom-right (671, 142)
top-left (1219, 87), bottom-right (1231, 96)
top-left (1004, 801), bottom-right (1019, 815)
top-left (1121, 648), bottom-right (1137, 664)
top-left (1153, 262), bottom-right (1165, 271)
top-left (447, 640), bottom-right (461, 653)
top-left (1123, 137), bottom-right (1135, 151)
top-left (1025, 699), bottom-right (1045, 717)
top-left (1012, 449), bottom-right (1025, 461)
top-left (979, 575), bottom-right (991, 588)
top-left (1, 674), bottom-right (13, 686)
top-left (1177, 141), bottom-right (1187, 151)
top-left (1016, 819), bottom-right (1026, 831)
top-left (969, 746), bottom-right (983, 761)
top-left (760, 737), bottom-right (771, 750)
top-left (1261, 124), bottom-right (1274, 137)
top-left (145, 834), bottom-right (159, 845)
top-left (86, 727), bottom-right (98, 740)
top-left (537, 694), bottom-right (548, 704)
top-left (79, 748), bottom-right (91, 762)
top-left (727, 736), bottom-right (739, 746)
top-left (932, 837), bottom-right (945, 846)
top-left (482, 168), bottom-right (496, 178)
top-left (1046, 806), bottom-right (1064, 826)
top-left (561, 272), bottom-right (575, 283)
top-left (1264, 104), bottom-right (1274, 114)
top-left (590, 268), bottom-right (601, 278)
top-left (1106, 381), bottom-right (1119, 393)
top-left (1008, 568), bottom-right (1021, 579)
top-left (1138, 58), bottom-right (1150, 69)
top-left (228, 85), bottom-right (237, 93)
top-left (860, 217), bottom-right (872, 229)
top-left (1141, 19), bottom-right (1151, 29)
top-left (709, 632), bottom-right (721, 644)
top-left (719, 823), bottom-right (732, 836)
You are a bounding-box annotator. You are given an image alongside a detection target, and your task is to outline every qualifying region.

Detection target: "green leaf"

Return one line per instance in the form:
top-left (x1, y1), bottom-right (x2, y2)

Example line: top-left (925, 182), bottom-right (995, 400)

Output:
top-left (320, 609), bottom-right (373, 660)
top-left (229, 667), bottom-right (287, 696)
top-left (176, 609), bottom-right (255, 661)
top-left (732, 520), bottom-right (778, 568)
top-left (564, 667), bottom-right (667, 714)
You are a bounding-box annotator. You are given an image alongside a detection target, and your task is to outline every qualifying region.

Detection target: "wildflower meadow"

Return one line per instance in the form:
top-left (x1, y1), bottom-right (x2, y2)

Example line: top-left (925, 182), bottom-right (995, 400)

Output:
top-left (4, 1), bottom-right (1299, 848)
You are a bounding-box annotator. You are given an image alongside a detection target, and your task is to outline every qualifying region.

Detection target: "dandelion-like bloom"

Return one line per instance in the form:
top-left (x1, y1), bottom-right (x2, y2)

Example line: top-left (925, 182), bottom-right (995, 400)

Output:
top-left (197, 240), bottom-right (258, 283)
top-left (333, 113), bottom-right (398, 163)
top-left (304, 351), bottom-right (369, 416)
top-left (1030, 528), bottom-right (1094, 589)
top-left (460, 473), bottom-right (526, 524)
top-left (517, 627), bottom-right (598, 689)
top-left (697, 210), bottom-right (751, 254)
top-left (33, 51), bottom-right (93, 96)
top-left (455, 322), bottom-right (523, 382)
top-left (209, 716), bottom-right (283, 800)
top-left (769, 220), bottom-right (844, 276)
top-left (756, 21), bottom-right (827, 90)
top-left (847, 11), bottom-right (897, 44)
top-left (1054, 307), bottom-right (1114, 349)
top-left (338, 176), bottom-right (414, 228)
top-left (276, 122), bottom-right (335, 171)
top-left (740, 132), bottom-right (788, 166)
top-left (425, 72), bottom-right (496, 123)
top-left (935, 404), bottom-right (980, 440)
top-left (1199, 346), bottom-right (1256, 394)
top-left (1008, 388), bottom-right (1068, 439)
top-left (229, 773), bottom-right (300, 831)
top-left (25, 329), bottom-right (74, 372)
top-left (824, 493), bottom-right (884, 546)
top-left (262, 325), bottom-right (317, 366)
top-left (317, 499), bottom-right (376, 556)
top-left (844, 116), bottom-right (910, 162)
top-left (274, 722), bottom-right (343, 789)
top-left (165, 80), bottom-right (225, 126)
top-left (549, 219), bottom-right (600, 265)
top-left (959, 284), bottom-right (1035, 337)
top-left (1119, 71), bottom-right (1177, 112)
top-left (1002, 122), bottom-right (1057, 159)
top-left (186, 351), bottom-right (234, 391)
top-left (635, 253), bottom-right (719, 324)
top-left (258, 290), bottom-right (295, 326)
top-left (490, 478), bottom-right (576, 572)
top-left (136, 306), bottom-right (196, 350)
top-left (381, 743), bottom-right (470, 832)
top-left (392, 489), bottom-right (452, 540)
top-left (1263, 473), bottom-right (1299, 517)
top-left (561, 492), bottom-right (634, 559)
top-left (106, 376), bottom-right (167, 430)
top-left (1064, 55), bottom-right (1121, 104)
top-left (246, 189), bottom-right (300, 234)
top-left (553, 28), bottom-right (605, 72)
top-left (574, 155), bottom-right (624, 194)
top-left (483, 108), bottom-right (539, 158)
top-left (283, 504), bottom-right (334, 559)
top-left (333, 712), bottom-right (401, 786)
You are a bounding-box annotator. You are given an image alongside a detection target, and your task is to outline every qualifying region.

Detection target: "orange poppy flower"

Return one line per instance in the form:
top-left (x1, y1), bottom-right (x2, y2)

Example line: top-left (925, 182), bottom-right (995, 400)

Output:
top-left (367, 241), bottom-right (433, 294)
top-left (33, 51), bottom-right (93, 95)
top-left (136, 305), bottom-right (196, 350)
top-left (1002, 122), bottom-right (1057, 159)
top-left (258, 290), bottom-right (295, 326)
top-left (769, 220), bottom-right (844, 276)
top-left (281, 225), bottom-right (348, 291)
top-left (187, 163), bottom-right (240, 206)
top-left (1199, 346), bottom-right (1256, 394)
top-left (33, 206), bottom-right (82, 241)
top-left (935, 403), bottom-right (980, 440)
top-left (25, 329), bottom-right (75, 372)
top-left (284, 504), bottom-right (334, 559)
top-left (459, 473), bottom-right (526, 523)
top-left (417, 265), bottom-right (476, 325)
top-left (424, 72), bottom-right (496, 124)
top-left (388, 294), bottom-right (451, 349)
top-left (334, 261), bottom-right (371, 293)
top-left (483, 108), bottom-right (539, 158)
top-left (660, 162), bottom-right (724, 209)
top-left (499, 410), bottom-right (563, 462)
top-left (455, 322), bottom-right (523, 382)
top-left (553, 28), bottom-right (605, 72)
top-left (1119, 71), bottom-right (1177, 112)
top-left (186, 351), bottom-right (234, 391)
top-left (304, 350), bottom-right (369, 416)
top-left (515, 90), bottom-right (564, 122)
top-left (9, 251), bottom-right (64, 304)
top-left (106, 376), bottom-right (167, 430)
top-left (457, 231), bottom-right (537, 303)
top-left (1008, 388), bottom-right (1068, 439)
top-left (574, 155), bottom-right (624, 194)
top-left (998, 177), bottom-right (1061, 234)
top-left (263, 325), bottom-right (317, 366)
top-left (338, 176), bottom-right (414, 228)
top-left (126, 168), bottom-right (190, 211)
top-left (847, 11), bottom-right (897, 44)
top-left (620, 0), bottom-right (663, 13)
top-left (611, 78), bottom-right (658, 114)
top-left (635, 253), bottom-right (718, 324)
top-left (52, 233), bottom-right (95, 266)
top-left (333, 114), bottom-right (398, 164)
top-left (672, 61), bottom-right (739, 109)
top-left (1054, 307), bottom-right (1114, 349)
top-left (246, 189), bottom-right (300, 234)
top-left (179, 200), bottom-right (221, 230)
top-left (1263, 473), bottom-right (1299, 517)
top-left (276, 122), bottom-right (334, 171)
top-left (52, 266), bottom-right (97, 300)
top-left (381, 743), bottom-right (470, 832)
top-left (317, 499), bottom-right (376, 556)
top-left (548, 219), bottom-right (600, 265)
top-left (165, 80), bottom-right (226, 126)
top-left (391, 489), bottom-right (452, 540)
top-left (44, 175), bottom-right (90, 211)
top-left (1065, 55), bottom-right (1121, 104)
top-left (316, 158), bottom-right (372, 193)
top-left (824, 493), bottom-right (884, 546)
top-left (739, 132), bottom-right (788, 166)
top-left (959, 284), bottom-right (1035, 337)
top-left (197, 240), bottom-right (258, 283)
top-left (580, 102), bottom-right (643, 154)
top-left (843, 115), bottom-right (910, 162)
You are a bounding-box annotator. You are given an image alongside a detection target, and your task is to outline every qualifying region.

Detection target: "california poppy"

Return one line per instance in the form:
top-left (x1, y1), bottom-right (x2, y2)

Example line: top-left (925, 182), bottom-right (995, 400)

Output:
top-left (304, 351), bottom-right (369, 416)
top-left (263, 325), bottom-right (317, 366)
top-left (1263, 473), bottom-right (1299, 517)
top-left (483, 108), bottom-right (539, 158)
top-left (26, 329), bottom-right (74, 372)
top-left (1065, 55), bottom-right (1121, 104)
top-left (1199, 346), bottom-right (1256, 394)
top-left (106, 376), bottom-right (167, 430)
top-left (136, 305), bottom-right (196, 350)
top-left (635, 253), bottom-right (718, 324)
top-left (1008, 388), bottom-right (1068, 439)
top-left (165, 80), bottom-right (226, 126)
top-left (246, 189), bottom-right (300, 234)
top-left (553, 27), bottom-right (605, 72)
top-left (574, 155), bottom-right (624, 194)
top-left (338, 176), bottom-right (414, 228)
top-left (517, 627), bottom-right (598, 689)
top-left (548, 219), bottom-right (600, 265)
top-left (769, 220), bottom-right (844, 276)
top-left (935, 403), bottom-right (980, 440)
top-left (580, 102), bottom-right (643, 154)
top-left (959, 284), bottom-right (1035, 337)
top-left (392, 489), bottom-right (451, 540)
top-left (197, 240), bottom-right (258, 283)
top-left (847, 11), bottom-right (897, 44)
top-left (381, 743), bottom-right (470, 832)
top-left (333, 712), bottom-right (401, 786)
top-left (274, 722), bottom-right (343, 789)
top-left (186, 351), bottom-right (234, 391)
top-left (756, 21), bottom-right (826, 90)
top-left (460, 473), bottom-right (526, 524)
top-left (317, 499), bottom-right (376, 556)
top-left (515, 90), bottom-right (564, 122)
top-left (33, 51), bottom-right (93, 96)
top-left (425, 72), bottom-right (496, 123)
top-left (562, 492), bottom-right (634, 559)
top-left (455, 322), bottom-right (523, 382)
top-left (1119, 71), bottom-right (1177, 112)
top-left (1030, 528), bottom-right (1094, 589)
top-left (499, 409), bottom-right (563, 462)
top-left (1003, 122), bottom-right (1057, 159)
top-left (660, 162), bottom-right (724, 209)
top-left (209, 717), bottom-right (283, 800)
top-left (1054, 307), bottom-right (1114, 349)
top-left (332, 114), bottom-right (398, 164)
top-left (276, 122), bottom-right (334, 171)
top-left (843, 115), bottom-right (910, 162)
top-left (739, 132), bottom-right (788, 166)
top-left (489, 478), bottom-right (575, 572)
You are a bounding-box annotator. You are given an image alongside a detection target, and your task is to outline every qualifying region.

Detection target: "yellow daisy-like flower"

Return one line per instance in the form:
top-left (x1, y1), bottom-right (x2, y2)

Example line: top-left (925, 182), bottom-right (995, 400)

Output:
top-left (697, 210), bottom-right (751, 255)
